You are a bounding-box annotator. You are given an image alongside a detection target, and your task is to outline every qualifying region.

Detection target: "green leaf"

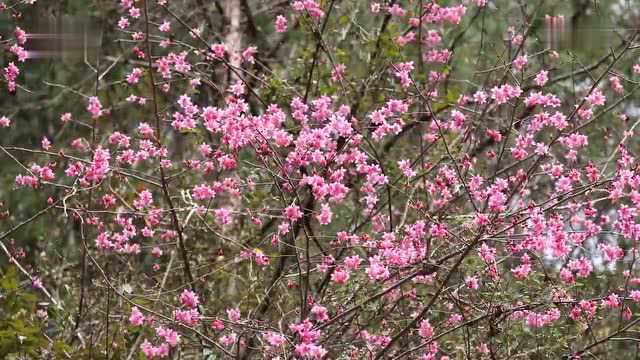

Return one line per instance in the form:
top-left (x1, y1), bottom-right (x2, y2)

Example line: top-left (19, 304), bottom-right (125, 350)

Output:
top-left (0, 267), bottom-right (18, 291)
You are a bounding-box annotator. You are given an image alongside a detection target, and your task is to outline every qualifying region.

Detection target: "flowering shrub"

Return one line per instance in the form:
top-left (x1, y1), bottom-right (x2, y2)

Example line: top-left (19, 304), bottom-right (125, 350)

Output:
top-left (2, 0), bottom-right (640, 359)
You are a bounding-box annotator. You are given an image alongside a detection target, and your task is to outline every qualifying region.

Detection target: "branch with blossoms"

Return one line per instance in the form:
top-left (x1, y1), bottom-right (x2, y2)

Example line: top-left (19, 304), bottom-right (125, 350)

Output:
top-left (4, 0), bottom-right (640, 359)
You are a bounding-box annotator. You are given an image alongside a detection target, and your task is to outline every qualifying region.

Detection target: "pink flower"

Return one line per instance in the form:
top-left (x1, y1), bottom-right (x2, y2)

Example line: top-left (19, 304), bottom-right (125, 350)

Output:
top-left (9, 45), bottom-right (27, 62)
top-left (450, 109), bottom-right (466, 130)
top-left (85, 147), bottom-right (111, 183)
top-left (603, 293), bottom-right (620, 309)
top-left (465, 276), bottom-right (480, 290)
top-left (491, 84), bottom-right (522, 105)
top-left (16, 175), bottom-right (38, 188)
top-left (138, 122), bottom-right (155, 138)
top-left (395, 31), bottom-right (416, 46)
top-left (275, 15), bottom-right (288, 33)
top-left (174, 308), bottom-right (200, 326)
top-left (473, 90), bottom-right (488, 104)
top-left (331, 267), bottom-right (350, 284)
top-left (210, 43), bottom-right (226, 59)
top-left (214, 207), bottom-right (232, 225)
top-left (179, 289), bottom-right (199, 309)
top-left (32, 277), bottom-right (43, 290)
top-left (118, 17), bottom-right (129, 29)
top-left (392, 61), bottom-right (413, 88)
top-left (211, 319), bottom-right (225, 331)
top-left (220, 333), bottom-right (237, 346)
top-left (129, 306), bottom-right (145, 326)
top-left (218, 154), bottom-right (237, 169)
top-left (418, 319), bottom-right (433, 338)
top-left (0, 116), bottom-right (11, 127)
top-left (424, 49), bottom-right (451, 64)
top-left (156, 326), bottom-right (180, 347)
top-left (316, 203), bottom-right (332, 225)
top-left (284, 204), bottom-right (303, 222)
top-left (101, 194), bottom-right (116, 208)
top-left (610, 76), bottom-right (624, 94)
top-left (254, 250), bottom-right (271, 266)
top-left (127, 6), bottom-right (141, 18)
top-left (526, 312), bottom-right (545, 328)
top-left (344, 255), bottom-right (361, 270)
top-left (133, 189), bottom-right (153, 210)
top-left (366, 256), bottom-right (390, 281)
top-left (447, 313), bottom-right (463, 325)
top-left (560, 268), bottom-right (574, 284)
top-left (263, 331), bottom-right (286, 347)
top-left (398, 159), bottom-right (416, 178)
top-left (511, 34), bottom-right (523, 46)
top-left (294, 343), bottom-right (327, 359)
top-left (242, 46), bottom-right (257, 64)
top-left (60, 112), bottom-right (71, 123)
top-left (87, 96), bottom-right (103, 118)
top-left (292, 0), bottom-right (324, 18)
top-left (192, 184), bottom-right (216, 200)
top-left (140, 340), bottom-right (169, 359)
top-left (158, 20), bottom-right (171, 32)
top-left (14, 27), bottom-right (27, 45)
top-left (513, 54), bottom-right (528, 71)
top-left (311, 304), bottom-right (329, 322)
top-left (568, 257), bottom-right (593, 278)
top-left (4, 62), bottom-right (19, 85)
top-left (151, 246), bottom-right (162, 257)
top-left (331, 63), bottom-right (346, 82)
top-left (227, 307), bottom-right (241, 322)
top-left (388, 3), bottom-right (405, 17)
top-left (126, 67), bottom-right (144, 84)
top-left (586, 89), bottom-right (606, 106)
top-left (599, 243), bottom-right (624, 262)
top-left (535, 70), bottom-right (549, 86)
top-left (511, 263), bottom-right (531, 280)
